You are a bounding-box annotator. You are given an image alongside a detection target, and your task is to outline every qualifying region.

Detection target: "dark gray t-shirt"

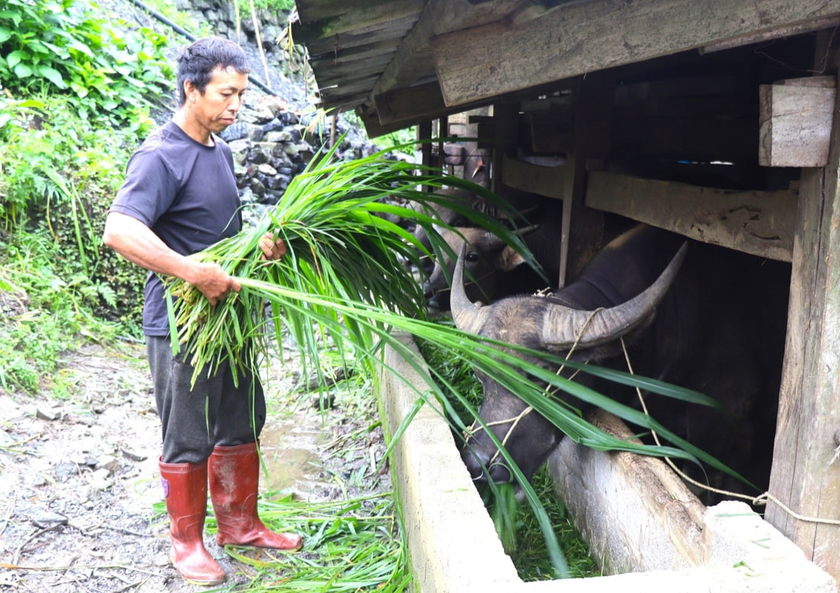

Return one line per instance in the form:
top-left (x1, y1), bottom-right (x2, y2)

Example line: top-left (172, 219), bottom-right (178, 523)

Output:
top-left (110, 121), bottom-right (242, 337)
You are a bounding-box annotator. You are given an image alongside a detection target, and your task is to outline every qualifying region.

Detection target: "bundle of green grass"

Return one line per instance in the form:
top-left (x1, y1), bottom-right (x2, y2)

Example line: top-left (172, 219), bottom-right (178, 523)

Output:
top-left (165, 140), bottom-right (528, 385)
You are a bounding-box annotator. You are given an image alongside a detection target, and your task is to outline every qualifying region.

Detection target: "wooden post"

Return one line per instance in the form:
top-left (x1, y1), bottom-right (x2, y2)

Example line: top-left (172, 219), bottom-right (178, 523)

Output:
top-left (558, 69), bottom-right (613, 286)
top-left (418, 120), bottom-right (433, 191)
top-left (765, 49), bottom-right (840, 585)
top-left (491, 101), bottom-right (520, 196)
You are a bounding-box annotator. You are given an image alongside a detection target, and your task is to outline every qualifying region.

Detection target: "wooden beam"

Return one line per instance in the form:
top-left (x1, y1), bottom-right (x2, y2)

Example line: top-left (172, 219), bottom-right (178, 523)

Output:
top-left (431, 0), bottom-right (840, 107)
top-left (359, 110), bottom-right (416, 139)
top-left (701, 15), bottom-right (840, 53)
top-left (374, 82), bottom-right (447, 124)
top-left (759, 76), bottom-right (837, 168)
top-left (585, 171), bottom-right (797, 261)
top-left (500, 154), bottom-right (566, 199)
top-left (766, 48), bottom-right (840, 583)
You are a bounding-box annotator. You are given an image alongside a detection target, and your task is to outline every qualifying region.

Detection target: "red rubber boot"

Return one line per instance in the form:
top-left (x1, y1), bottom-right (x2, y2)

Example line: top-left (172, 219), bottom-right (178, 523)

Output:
top-left (158, 459), bottom-right (226, 586)
top-left (208, 442), bottom-right (302, 550)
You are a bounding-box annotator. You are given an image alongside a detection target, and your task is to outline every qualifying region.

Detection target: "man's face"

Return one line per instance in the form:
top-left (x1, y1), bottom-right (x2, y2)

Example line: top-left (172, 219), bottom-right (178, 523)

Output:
top-left (186, 65), bottom-right (248, 135)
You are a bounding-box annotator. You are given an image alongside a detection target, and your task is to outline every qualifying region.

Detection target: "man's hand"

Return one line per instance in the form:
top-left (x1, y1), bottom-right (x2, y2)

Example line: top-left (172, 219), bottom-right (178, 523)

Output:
top-left (258, 232), bottom-right (287, 261)
top-left (191, 261), bottom-right (241, 306)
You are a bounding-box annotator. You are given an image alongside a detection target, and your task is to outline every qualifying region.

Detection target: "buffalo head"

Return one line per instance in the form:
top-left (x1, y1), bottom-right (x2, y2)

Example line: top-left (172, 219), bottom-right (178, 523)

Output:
top-left (451, 227), bottom-right (687, 484)
top-left (423, 226), bottom-right (537, 310)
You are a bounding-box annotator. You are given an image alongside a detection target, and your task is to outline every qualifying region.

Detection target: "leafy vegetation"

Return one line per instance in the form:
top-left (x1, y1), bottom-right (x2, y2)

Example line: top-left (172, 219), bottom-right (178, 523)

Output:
top-left (0, 226), bottom-right (122, 392)
top-left (240, 0), bottom-right (296, 15)
top-left (164, 137), bottom-right (531, 386)
top-left (0, 0), bottom-right (170, 391)
top-left (509, 467), bottom-right (600, 580)
top-left (0, 0), bottom-right (173, 127)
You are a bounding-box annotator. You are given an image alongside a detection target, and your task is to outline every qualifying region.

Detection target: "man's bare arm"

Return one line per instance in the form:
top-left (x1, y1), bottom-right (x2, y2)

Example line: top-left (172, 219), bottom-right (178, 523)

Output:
top-left (102, 211), bottom-right (240, 306)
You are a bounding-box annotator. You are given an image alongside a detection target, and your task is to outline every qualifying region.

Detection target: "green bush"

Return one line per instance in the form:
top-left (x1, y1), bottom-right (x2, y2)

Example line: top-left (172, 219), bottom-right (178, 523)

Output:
top-left (235, 0), bottom-right (296, 17)
top-left (0, 0), bottom-right (171, 339)
top-left (0, 0), bottom-right (173, 127)
top-left (0, 228), bottom-right (121, 393)
top-left (0, 93), bottom-right (149, 336)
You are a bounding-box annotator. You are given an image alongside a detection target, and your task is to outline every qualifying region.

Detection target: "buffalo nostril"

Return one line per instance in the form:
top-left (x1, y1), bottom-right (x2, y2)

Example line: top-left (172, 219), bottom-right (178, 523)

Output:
top-left (461, 446), bottom-right (490, 481)
top-left (488, 461), bottom-right (513, 484)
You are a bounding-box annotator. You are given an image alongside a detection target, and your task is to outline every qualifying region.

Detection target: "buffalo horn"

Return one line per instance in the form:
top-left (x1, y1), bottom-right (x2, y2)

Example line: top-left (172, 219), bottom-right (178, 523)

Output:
top-left (540, 242), bottom-right (688, 349)
top-left (451, 242), bottom-right (490, 334)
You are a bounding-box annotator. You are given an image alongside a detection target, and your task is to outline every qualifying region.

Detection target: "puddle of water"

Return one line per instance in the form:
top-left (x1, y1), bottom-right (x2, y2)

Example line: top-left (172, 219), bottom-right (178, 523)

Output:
top-left (259, 410), bottom-right (330, 497)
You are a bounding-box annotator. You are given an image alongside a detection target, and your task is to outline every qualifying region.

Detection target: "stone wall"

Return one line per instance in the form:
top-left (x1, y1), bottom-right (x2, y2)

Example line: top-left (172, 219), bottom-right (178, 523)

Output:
top-left (173, 0), bottom-right (288, 55)
top-left (166, 0), bottom-right (386, 219)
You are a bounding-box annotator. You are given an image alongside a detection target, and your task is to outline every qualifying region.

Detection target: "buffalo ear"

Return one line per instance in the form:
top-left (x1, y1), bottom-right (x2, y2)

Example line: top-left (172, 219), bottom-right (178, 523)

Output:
top-left (497, 246), bottom-right (526, 271)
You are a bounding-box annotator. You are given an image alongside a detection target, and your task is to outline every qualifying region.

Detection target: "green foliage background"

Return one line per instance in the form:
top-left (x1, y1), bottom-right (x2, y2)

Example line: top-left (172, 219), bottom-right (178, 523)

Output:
top-left (0, 0), bottom-right (174, 391)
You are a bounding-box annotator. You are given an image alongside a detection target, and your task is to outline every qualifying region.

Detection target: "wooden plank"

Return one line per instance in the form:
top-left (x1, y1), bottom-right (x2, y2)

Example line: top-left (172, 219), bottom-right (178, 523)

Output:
top-left (292, 0), bottom-right (424, 44)
top-left (296, 0), bottom-right (385, 23)
top-left (319, 76), bottom-right (382, 103)
top-left (308, 38), bottom-right (400, 64)
top-left (759, 76), bottom-right (836, 168)
top-left (500, 154), bottom-right (566, 199)
top-left (431, 0), bottom-right (840, 107)
top-left (310, 52), bottom-right (395, 82)
top-left (585, 171), bottom-right (797, 261)
top-left (372, 0), bottom-right (526, 96)
top-left (303, 14), bottom-right (419, 55)
top-left (373, 82), bottom-right (488, 126)
top-left (766, 56), bottom-right (840, 583)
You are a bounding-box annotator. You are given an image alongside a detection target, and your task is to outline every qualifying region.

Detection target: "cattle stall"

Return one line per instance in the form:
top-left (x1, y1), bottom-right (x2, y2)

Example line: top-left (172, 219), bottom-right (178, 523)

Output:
top-left (291, 0), bottom-right (840, 588)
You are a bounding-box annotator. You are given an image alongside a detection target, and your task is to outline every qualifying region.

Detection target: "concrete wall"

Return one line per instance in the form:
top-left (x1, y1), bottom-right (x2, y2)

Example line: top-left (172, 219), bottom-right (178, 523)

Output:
top-left (378, 331), bottom-right (836, 593)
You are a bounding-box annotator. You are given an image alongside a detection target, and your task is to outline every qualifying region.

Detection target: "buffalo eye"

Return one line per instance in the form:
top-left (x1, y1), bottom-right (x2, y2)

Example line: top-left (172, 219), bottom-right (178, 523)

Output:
top-left (466, 251), bottom-right (480, 263)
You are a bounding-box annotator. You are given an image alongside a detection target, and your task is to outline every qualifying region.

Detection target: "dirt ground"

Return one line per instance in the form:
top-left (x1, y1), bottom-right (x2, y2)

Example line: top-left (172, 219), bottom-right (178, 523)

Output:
top-left (0, 341), bottom-right (389, 592)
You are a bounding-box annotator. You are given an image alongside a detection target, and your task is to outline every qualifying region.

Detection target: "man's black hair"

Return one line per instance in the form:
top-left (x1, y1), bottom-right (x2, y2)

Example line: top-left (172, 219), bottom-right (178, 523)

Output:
top-left (176, 37), bottom-right (252, 106)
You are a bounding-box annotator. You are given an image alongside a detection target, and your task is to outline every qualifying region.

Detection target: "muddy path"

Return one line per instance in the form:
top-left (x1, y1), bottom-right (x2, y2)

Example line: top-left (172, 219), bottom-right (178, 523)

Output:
top-left (0, 342), bottom-right (389, 592)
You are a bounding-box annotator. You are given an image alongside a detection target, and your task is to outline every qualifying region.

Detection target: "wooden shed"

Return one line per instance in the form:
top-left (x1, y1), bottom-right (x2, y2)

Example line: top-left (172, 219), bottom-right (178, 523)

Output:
top-left (290, 0), bottom-right (840, 585)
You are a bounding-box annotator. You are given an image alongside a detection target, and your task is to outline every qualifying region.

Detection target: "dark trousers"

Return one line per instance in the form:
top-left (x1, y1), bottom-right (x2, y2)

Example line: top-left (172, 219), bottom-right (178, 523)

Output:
top-left (146, 336), bottom-right (267, 464)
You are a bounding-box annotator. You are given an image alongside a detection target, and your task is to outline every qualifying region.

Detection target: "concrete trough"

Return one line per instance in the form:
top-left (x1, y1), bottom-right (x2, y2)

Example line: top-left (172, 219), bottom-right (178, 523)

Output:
top-left (377, 332), bottom-right (836, 593)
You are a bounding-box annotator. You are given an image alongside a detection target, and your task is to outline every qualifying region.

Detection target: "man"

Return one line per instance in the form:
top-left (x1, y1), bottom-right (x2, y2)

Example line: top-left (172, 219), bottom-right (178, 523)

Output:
top-left (103, 37), bottom-right (301, 586)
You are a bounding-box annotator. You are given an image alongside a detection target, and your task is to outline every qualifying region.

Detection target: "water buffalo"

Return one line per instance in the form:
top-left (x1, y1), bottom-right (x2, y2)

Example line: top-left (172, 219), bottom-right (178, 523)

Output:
top-left (424, 218), bottom-right (562, 310)
top-left (452, 223), bottom-right (789, 497)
